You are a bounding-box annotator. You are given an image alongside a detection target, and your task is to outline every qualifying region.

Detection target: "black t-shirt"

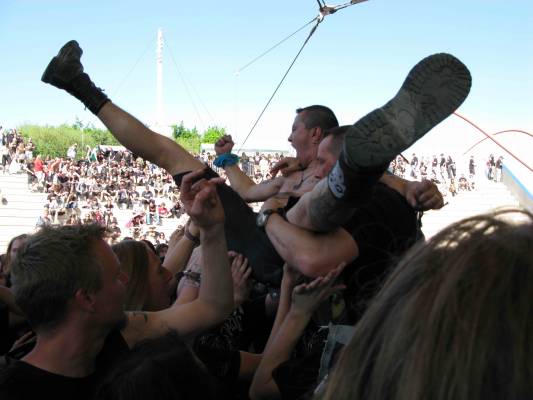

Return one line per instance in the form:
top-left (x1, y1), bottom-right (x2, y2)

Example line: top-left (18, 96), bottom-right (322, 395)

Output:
top-left (193, 296), bottom-right (273, 400)
top-left (339, 183), bottom-right (419, 323)
top-left (273, 183), bottom-right (419, 399)
top-left (0, 330), bottom-right (129, 400)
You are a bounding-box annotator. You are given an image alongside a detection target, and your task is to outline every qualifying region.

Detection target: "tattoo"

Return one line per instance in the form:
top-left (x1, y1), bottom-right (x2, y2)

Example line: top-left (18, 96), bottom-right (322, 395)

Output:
top-left (308, 180), bottom-right (356, 231)
top-left (259, 178), bottom-right (275, 186)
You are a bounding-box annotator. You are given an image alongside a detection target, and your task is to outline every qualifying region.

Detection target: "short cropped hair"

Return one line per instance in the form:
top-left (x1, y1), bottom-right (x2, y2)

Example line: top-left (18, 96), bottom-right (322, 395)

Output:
top-left (296, 105), bottom-right (339, 131)
top-left (11, 224), bottom-right (107, 332)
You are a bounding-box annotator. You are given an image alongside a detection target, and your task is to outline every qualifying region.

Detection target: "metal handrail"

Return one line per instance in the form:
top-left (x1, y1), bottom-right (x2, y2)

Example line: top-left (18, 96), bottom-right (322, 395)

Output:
top-left (454, 112), bottom-right (533, 173)
top-left (462, 129), bottom-right (533, 155)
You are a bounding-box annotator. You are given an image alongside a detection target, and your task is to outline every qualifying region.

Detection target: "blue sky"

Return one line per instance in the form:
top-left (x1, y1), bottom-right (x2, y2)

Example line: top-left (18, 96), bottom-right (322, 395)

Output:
top-left (1, 0), bottom-right (532, 156)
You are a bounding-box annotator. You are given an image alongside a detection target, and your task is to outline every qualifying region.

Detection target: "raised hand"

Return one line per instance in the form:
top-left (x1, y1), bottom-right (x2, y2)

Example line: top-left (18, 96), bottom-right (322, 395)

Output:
top-left (290, 262), bottom-right (346, 318)
top-left (180, 168), bottom-right (225, 228)
top-left (229, 251), bottom-right (252, 306)
top-left (168, 225), bottom-right (185, 248)
top-left (405, 179), bottom-right (444, 211)
top-left (214, 134), bottom-right (235, 155)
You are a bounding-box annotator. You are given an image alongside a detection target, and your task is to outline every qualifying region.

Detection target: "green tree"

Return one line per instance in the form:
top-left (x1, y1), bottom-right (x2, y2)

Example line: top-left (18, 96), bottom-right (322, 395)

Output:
top-left (201, 126), bottom-right (226, 144)
top-left (72, 116), bottom-right (84, 130)
top-left (18, 123), bottom-right (118, 159)
top-left (170, 121), bottom-right (201, 152)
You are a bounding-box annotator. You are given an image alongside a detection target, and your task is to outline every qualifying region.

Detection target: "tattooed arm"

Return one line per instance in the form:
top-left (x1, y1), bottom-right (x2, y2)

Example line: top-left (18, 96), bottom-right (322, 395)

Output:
top-left (285, 178), bottom-right (357, 232)
top-left (287, 172), bottom-right (444, 233)
top-left (122, 170), bottom-right (233, 347)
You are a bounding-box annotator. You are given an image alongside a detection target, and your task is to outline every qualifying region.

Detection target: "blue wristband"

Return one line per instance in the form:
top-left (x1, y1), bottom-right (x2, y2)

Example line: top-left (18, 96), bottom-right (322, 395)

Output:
top-left (214, 153), bottom-right (240, 168)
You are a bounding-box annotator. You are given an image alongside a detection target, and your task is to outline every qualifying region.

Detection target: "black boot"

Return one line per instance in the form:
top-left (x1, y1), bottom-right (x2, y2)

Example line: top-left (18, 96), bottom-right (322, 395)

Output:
top-left (42, 40), bottom-right (109, 115)
top-left (329, 53), bottom-right (471, 202)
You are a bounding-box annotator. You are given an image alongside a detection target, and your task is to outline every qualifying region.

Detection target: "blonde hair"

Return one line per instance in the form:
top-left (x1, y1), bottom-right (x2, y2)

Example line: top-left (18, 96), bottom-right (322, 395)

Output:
top-left (321, 208), bottom-right (533, 400)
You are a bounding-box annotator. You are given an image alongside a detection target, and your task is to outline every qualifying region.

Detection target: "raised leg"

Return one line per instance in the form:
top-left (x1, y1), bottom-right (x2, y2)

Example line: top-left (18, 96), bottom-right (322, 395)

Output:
top-left (42, 40), bottom-right (203, 176)
top-left (290, 53), bottom-right (472, 231)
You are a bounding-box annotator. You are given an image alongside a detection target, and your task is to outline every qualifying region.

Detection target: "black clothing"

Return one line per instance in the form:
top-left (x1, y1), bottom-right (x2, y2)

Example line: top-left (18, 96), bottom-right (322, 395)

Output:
top-left (272, 183), bottom-right (419, 399)
top-left (0, 330), bottom-right (129, 400)
top-left (174, 169), bottom-right (285, 286)
top-left (339, 183), bottom-right (419, 323)
top-left (194, 297), bottom-right (273, 400)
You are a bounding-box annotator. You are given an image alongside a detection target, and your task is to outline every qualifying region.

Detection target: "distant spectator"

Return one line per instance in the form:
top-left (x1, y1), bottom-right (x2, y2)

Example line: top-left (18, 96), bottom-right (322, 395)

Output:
top-left (495, 156), bottom-right (503, 182)
top-left (157, 202), bottom-right (170, 219)
top-left (66, 143), bottom-right (77, 160)
top-left (469, 155), bottom-right (476, 178)
top-left (35, 209), bottom-right (52, 228)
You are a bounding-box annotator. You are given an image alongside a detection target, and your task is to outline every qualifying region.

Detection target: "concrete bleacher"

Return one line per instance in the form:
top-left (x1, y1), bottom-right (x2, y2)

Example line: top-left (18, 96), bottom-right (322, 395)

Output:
top-left (421, 178), bottom-right (520, 239)
top-left (0, 173), bottom-right (47, 252)
top-left (0, 170), bottom-right (524, 253)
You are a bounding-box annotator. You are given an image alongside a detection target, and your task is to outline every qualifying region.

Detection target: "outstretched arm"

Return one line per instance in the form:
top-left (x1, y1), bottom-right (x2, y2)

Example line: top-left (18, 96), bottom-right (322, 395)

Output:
top-left (123, 169), bottom-right (233, 346)
top-left (286, 173), bottom-right (444, 232)
top-left (98, 103), bottom-right (203, 176)
top-left (380, 173), bottom-right (444, 210)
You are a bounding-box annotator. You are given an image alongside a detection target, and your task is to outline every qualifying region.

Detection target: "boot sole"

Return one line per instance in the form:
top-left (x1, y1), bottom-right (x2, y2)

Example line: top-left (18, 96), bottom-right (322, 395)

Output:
top-left (41, 40), bottom-right (83, 85)
top-left (344, 53), bottom-right (472, 168)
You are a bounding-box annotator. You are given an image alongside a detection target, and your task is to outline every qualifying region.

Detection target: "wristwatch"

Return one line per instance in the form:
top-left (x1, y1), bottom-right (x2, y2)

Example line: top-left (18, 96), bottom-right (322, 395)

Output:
top-left (256, 208), bottom-right (284, 229)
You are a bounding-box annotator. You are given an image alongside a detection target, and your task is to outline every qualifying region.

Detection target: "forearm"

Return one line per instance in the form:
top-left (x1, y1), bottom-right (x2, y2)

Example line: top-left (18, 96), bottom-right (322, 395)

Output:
top-left (175, 285), bottom-right (200, 305)
top-left (265, 214), bottom-right (357, 277)
top-left (198, 224), bottom-right (233, 317)
top-left (286, 179), bottom-right (355, 232)
top-left (162, 236), bottom-right (196, 275)
top-left (224, 165), bottom-right (257, 200)
top-left (379, 171), bottom-right (406, 197)
top-left (263, 275), bottom-right (295, 352)
top-left (250, 312), bottom-right (311, 400)
top-left (98, 102), bottom-right (202, 175)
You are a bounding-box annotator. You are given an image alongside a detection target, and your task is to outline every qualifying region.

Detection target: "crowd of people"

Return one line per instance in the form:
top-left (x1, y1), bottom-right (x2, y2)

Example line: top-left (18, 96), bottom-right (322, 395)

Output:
top-left (0, 126), bottom-right (287, 245)
top-left (1, 42), bottom-right (531, 400)
top-left (390, 152), bottom-right (505, 199)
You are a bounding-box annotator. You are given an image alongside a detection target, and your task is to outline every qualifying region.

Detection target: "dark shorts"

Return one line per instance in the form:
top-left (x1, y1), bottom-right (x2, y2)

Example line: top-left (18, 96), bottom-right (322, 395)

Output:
top-left (173, 169), bottom-right (284, 286)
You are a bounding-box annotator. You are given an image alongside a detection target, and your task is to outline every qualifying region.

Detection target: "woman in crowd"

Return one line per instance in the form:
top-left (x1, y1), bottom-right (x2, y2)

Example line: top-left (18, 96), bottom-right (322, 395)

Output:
top-left (1, 234), bottom-right (28, 288)
top-left (318, 208), bottom-right (533, 400)
top-left (111, 239), bottom-right (175, 311)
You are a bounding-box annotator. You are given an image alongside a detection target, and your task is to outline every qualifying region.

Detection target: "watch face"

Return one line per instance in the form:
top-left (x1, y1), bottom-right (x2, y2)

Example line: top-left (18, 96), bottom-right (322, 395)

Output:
top-left (257, 209), bottom-right (273, 227)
